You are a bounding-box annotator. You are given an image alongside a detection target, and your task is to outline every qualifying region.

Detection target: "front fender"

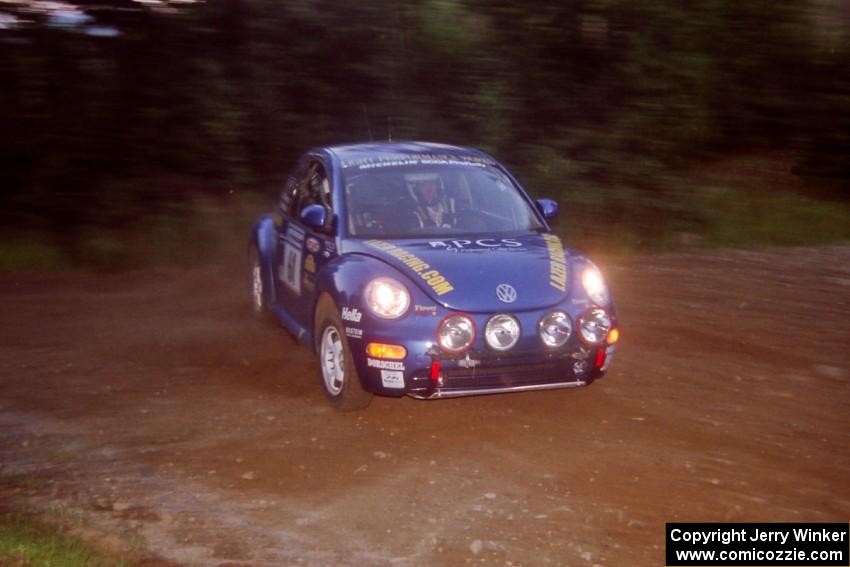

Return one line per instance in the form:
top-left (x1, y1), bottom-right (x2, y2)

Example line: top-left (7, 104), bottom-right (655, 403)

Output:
top-left (250, 214), bottom-right (278, 305)
top-left (312, 253), bottom-right (436, 396)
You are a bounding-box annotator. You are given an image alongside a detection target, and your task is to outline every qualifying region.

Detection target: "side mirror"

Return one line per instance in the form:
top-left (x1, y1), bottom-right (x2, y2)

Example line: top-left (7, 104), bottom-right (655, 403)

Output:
top-left (300, 204), bottom-right (328, 231)
top-left (536, 198), bottom-right (559, 220)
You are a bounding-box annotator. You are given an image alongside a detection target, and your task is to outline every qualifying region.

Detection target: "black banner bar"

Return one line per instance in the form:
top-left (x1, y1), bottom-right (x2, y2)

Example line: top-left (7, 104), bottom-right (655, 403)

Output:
top-left (666, 523), bottom-right (849, 566)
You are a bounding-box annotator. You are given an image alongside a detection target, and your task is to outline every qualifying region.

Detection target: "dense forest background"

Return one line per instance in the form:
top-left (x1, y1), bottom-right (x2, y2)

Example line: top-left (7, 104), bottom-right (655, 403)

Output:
top-left (1, 0), bottom-right (848, 269)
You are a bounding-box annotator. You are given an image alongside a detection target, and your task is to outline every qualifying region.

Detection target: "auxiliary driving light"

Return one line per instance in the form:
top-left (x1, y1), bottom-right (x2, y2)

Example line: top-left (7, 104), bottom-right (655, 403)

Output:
top-left (538, 310), bottom-right (572, 348)
top-left (437, 313), bottom-right (476, 354)
top-left (578, 308), bottom-right (612, 345)
top-left (484, 314), bottom-right (520, 351)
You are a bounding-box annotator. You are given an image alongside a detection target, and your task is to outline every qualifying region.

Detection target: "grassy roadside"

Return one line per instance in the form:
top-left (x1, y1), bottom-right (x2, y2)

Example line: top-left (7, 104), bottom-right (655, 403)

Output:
top-left (0, 190), bottom-right (267, 273)
top-left (538, 153), bottom-right (850, 255)
top-left (0, 511), bottom-right (133, 567)
top-left (557, 182), bottom-right (850, 256)
top-left (0, 475), bottom-right (158, 567)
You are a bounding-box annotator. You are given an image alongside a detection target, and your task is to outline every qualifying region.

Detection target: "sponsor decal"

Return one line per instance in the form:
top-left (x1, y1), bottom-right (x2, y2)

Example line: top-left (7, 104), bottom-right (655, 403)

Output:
top-left (542, 233), bottom-right (568, 292)
top-left (341, 307), bottom-right (362, 322)
top-left (284, 224), bottom-right (306, 246)
top-left (345, 326), bottom-right (363, 339)
top-left (305, 237), bottom-right (321, 253)
top-left (280, 244), bottom-right (302, 295)
top-left (571, 297), bottom-right (589, 306)
top-left (364, 240), bottom-right (455, 296)
top-left (304, 254), bottom-right (316, 273)
top-left (428, 238), bottom-right (524, 252)
top-left (419, 270), bottom-right (454, 296)
top-left (341, 153), bottom-right (495, 170)
top-left (380, 370), bottom-right (405, 389)
top-left (367, 358), bottom-right (405, 371)
top-left (414, 304), bottom-right (438, 316)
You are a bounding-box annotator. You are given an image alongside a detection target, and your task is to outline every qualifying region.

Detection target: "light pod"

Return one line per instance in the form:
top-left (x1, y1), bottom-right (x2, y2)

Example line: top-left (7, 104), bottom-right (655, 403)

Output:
top-left (539, 310), bottom-right (572, 347)
top-left (484, 314), bottom-right (520, 351)
top-left (578, 308), bottom-right (612, 345)
top-left (437, 313), bottom-right (476, 354)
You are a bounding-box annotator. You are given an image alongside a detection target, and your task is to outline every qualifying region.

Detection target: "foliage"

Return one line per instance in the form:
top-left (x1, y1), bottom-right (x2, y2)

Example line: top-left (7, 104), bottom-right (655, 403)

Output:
top-left (0, 511), bottom-right (132, 567)
top-left (0, 0), bottom-right (848, 268)
top-left (0, 473), bottom-right (150, 566)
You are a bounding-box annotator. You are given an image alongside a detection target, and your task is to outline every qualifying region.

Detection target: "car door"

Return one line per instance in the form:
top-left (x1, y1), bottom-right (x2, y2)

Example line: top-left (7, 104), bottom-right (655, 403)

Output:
top-left (274, 158), bottom-right (336, 328)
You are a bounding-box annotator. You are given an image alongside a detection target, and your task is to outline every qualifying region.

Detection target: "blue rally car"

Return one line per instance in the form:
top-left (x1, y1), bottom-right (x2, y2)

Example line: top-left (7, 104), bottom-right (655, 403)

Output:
top-left (249, 142), bottom-right (619, 409)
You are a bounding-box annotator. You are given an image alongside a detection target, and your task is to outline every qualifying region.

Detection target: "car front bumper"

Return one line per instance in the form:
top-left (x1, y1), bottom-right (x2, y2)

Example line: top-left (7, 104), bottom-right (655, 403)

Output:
top-left (402, 346), bottom-right (613, 399)
top-left (348, 303), bottom-right (618, 399)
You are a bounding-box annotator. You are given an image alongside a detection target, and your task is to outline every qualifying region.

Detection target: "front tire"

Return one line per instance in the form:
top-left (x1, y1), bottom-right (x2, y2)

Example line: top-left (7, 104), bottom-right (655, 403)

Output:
top-left (314, 296), bottom-right (373, 410)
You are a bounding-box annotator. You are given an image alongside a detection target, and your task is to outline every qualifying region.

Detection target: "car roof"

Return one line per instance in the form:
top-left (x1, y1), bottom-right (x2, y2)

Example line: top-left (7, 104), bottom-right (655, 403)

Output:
top-left (323, 141), bottom-right (496, 167)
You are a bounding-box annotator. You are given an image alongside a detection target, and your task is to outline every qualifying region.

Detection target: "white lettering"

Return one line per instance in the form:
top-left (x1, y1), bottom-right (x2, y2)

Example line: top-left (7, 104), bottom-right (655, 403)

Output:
top-left (345, 327), bottom-right (363, 339)
top-left (367, 358), bottom-right (405, 371)
top-left (750, 529), bottom-right (789, 545)
top-left (341, 307), bottom-right (362, 322)
top-left (427, 238), bottom-right (526, 250)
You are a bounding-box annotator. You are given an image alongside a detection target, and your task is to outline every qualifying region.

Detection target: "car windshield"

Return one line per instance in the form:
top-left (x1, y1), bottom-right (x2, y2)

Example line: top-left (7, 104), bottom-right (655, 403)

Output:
top-left (343, 163), bottom-right (544, 238)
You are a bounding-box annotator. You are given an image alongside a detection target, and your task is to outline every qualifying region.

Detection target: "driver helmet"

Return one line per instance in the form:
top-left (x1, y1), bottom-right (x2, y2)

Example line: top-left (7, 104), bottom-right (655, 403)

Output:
top-left (407, 173), bottom-right (443, 207)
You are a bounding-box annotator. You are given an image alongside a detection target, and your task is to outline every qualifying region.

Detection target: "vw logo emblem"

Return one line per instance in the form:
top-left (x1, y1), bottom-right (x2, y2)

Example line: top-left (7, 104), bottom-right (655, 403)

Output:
top-left (496, 284), bottom-right (517, 304)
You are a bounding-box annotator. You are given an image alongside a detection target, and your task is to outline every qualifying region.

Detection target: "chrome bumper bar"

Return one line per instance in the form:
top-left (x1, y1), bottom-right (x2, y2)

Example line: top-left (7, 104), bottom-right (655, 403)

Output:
top-left (407, 379), bottom-right (587, 400)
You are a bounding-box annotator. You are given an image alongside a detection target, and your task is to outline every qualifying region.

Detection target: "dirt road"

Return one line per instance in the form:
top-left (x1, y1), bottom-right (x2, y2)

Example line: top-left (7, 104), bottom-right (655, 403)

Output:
top-left (1, 245), bottom-right (849, 566)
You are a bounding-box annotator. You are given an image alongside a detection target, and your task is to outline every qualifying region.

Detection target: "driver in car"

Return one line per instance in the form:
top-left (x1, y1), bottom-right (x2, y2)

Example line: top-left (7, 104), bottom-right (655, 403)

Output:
top-left (408, 174), bottom-right (455, 228)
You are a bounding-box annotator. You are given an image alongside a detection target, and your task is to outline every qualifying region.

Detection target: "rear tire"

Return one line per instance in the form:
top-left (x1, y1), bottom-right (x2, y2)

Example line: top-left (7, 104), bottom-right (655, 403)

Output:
top-left (249, 245), bottom-right (269, 319)
top-left (314, 296), bottom-right (373, 410)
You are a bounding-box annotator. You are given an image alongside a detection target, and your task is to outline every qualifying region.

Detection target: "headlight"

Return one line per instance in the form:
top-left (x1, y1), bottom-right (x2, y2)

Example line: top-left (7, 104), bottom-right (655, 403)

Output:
top-left (538, 311), bottom-right (572, 347)
top-left (578, 308), bottom-right (612, 345)
top-left (581, 264), bottom-right (610, 307)
top-left (365, 277), bottom-right (410, 319)
top-left (484, 314), bottom-right (520, 351)
top-left (437, 313), bottom-right (476, 354)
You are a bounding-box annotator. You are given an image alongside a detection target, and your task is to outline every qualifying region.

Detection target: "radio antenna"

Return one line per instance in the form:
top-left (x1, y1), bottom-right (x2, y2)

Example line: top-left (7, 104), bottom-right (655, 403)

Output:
top-left (387, 117), bottom-right (393, 142)
top-left (361, 104), bottom-right (373, 142)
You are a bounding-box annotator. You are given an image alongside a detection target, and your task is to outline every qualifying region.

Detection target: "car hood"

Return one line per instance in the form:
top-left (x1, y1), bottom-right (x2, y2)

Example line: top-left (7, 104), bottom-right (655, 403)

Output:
top-left (345, 233), bottom-right (573, 312)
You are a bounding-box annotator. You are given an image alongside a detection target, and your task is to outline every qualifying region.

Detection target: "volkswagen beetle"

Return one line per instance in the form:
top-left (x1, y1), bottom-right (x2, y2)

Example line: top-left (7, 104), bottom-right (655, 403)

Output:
top-left (249, 142), bottom-right (618, 409)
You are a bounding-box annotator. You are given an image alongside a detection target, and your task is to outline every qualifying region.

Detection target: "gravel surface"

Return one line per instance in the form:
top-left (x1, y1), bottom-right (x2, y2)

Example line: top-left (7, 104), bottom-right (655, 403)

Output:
top-left (1, 245), bottom-right (848, 566)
